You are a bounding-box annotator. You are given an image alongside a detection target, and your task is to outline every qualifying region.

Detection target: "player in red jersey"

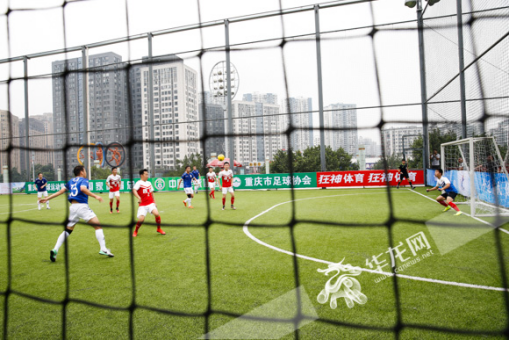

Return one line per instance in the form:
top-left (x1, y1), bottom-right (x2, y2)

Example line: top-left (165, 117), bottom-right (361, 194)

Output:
top-left (206, 167), bottom-right (217, 199)
top-left (132, 169), bottom-right (165, 237)
top-left (218, 162), bottom-right (236, 210)
top-left (106, 167), bottom-right (121, 213)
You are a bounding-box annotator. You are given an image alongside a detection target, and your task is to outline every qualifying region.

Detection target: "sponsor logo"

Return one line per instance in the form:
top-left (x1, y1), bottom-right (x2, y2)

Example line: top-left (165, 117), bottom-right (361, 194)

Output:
top-left (233, 177), bottom-right (241, 188)
top-left (154, 178), bottom-right (165, 190)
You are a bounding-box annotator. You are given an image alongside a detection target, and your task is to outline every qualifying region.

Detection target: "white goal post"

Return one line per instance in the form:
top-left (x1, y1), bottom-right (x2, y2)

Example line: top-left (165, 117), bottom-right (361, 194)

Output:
top-left (440, 137), bottom-right (509, 217)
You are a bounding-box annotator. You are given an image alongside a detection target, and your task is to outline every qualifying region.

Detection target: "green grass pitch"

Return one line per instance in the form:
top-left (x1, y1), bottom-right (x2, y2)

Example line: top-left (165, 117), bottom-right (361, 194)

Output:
top-left (1, 187), bottom-right (508, 339)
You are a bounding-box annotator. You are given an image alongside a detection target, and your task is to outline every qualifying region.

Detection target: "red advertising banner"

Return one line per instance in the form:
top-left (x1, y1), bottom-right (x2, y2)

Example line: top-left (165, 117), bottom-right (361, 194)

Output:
top-left (316, 170), bottom-right (424, 188)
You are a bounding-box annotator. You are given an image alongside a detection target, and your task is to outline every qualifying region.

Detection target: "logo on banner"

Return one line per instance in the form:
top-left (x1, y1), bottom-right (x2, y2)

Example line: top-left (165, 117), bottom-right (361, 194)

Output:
top-left (233, 177), bottom-right (241, 188)
top-left (317, 170), bottom-right (423, 187)
top-left (154, 178), bottom-right (165, 190)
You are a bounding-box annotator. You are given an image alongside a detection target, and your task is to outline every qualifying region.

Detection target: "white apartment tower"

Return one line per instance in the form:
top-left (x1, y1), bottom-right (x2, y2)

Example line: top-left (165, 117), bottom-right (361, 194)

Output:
top-left (323, 103), bottom-right (358, 154)
top-left (381, 126), bottom-right (422, 156)
top-left (233, 101), bottom-right (258, 163)
top-left (0, 110), bottom-right (21, 171)
top-left (232, 100), bottom-right (282, 164)
top-left (281, 97), bottom-right (313, 152)
top-left (137, 56), bottom-right (199, 170)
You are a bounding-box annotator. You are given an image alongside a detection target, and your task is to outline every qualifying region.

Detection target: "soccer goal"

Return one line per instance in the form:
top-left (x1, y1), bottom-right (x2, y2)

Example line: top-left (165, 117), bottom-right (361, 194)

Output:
top-left (441, 137), bottom-right (509, 217)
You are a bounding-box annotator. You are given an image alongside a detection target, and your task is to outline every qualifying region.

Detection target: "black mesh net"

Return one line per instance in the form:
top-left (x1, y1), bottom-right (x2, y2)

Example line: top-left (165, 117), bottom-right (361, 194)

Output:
top-left (1, 0), bottom-right (509, 339)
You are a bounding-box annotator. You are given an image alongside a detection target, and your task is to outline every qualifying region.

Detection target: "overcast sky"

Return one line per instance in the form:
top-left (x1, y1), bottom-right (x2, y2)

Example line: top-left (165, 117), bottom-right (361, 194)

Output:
top-left (0, 0), bottom-right (434, 143)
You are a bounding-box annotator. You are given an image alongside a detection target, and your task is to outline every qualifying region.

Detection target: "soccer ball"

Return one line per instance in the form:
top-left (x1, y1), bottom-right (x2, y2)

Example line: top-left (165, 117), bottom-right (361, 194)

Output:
top-left (217, 154), bottom-right (225, 161)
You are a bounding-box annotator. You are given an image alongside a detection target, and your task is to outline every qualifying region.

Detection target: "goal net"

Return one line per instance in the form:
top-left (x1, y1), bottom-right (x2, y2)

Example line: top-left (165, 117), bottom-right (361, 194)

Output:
top-left (441, 137), bottom-right (509, 217)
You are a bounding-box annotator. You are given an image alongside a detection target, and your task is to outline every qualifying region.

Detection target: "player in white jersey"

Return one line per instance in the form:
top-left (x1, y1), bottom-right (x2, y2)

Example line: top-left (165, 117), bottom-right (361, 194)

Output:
top-left (426, 168), bottom-right (462, 216)
top-left (206, 167), bottom-right (217, 199)
top-left (218, 162), bottom-right (236, 210)
top-left (106, 167), bottom-right (121, 214)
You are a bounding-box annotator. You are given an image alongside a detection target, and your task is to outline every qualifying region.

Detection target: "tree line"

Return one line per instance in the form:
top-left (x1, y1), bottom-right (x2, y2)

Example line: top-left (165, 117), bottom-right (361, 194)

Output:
top-left (1, 164), bottom-right (57, 182)
top-left (270, 146), bottom-right (359, 173)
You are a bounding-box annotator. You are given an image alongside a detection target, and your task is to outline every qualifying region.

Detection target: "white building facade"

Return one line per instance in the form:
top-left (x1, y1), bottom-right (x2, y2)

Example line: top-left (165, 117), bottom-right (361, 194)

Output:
top-left (323, 103), bottom-right (358, 155)
top-left (381, 125), bottom-right (422, 156)
top-left (281, 97), bottom-right (313, 152)
top-left (232, 100), bottom-right (282, 165)
top-left (358, 136), bottom-right (382, 157)
top-left (138, 59), bottom-right (199, 169)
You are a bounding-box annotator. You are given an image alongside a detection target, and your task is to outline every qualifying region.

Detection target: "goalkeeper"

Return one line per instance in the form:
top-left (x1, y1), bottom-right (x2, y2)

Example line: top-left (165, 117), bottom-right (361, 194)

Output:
top-left (396, 159), bottom-right (415, 189)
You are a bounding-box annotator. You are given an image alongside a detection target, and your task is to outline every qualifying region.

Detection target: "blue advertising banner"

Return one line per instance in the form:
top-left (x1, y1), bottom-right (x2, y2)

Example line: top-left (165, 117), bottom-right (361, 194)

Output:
top-left (426, 169), bottom-right (437, 187)
top-left (429, 169), bottom-right (509, 208)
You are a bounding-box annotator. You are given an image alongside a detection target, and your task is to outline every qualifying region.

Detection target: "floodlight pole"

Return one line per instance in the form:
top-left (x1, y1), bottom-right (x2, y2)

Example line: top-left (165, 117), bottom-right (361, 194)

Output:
top-left (416, 0), bottom-right (429, 184)
top-left (314, 5), bottom-right (326, 172)
top-left (225, 20), bottom-right (235, 171)
top-left (81, 46), bottom-right (91, 178)
top-left (456, 0), bottom-right (467, 139)
top-left (23, 56), bottom-right (30, 181)
top-left (148, 33), bottom-right (156, 177)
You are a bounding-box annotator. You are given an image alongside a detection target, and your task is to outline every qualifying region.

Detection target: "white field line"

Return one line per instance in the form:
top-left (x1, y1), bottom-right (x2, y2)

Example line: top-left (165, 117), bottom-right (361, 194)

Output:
top-left (408, 188), bottom-right (509, 234)
top-left (0, 203), bottom-right (38, 207)
top-left (243, 192), bottom-right (509, 292)
top-left (0, 208), bottom-right (39, 215)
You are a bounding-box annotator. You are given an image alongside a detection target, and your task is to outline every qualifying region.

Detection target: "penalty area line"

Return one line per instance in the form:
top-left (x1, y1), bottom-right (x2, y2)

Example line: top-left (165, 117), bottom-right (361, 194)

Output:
top-left (407, 188), bottom-right (509, 234)
top-left (243, 192), bottom-right (509, 292)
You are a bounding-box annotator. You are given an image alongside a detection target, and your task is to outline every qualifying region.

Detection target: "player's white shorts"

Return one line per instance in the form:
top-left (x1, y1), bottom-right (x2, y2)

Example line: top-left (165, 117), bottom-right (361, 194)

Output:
top-left (67, 203), bottom-right (97, 226)
top-left (37, 191), bottom-right (48, 198)
top-left (108, 191), bottom-right (120, 199)
top-left (222, 187), bottom-right (234, 194)
top-left (137, 203), bottom-right (157, 218)
top-left (208, 182), bottom-right (216, 189)
top-left (184, 187), bottom-right (194, 195)
top-left (193, 180), bottom-right (201, 188)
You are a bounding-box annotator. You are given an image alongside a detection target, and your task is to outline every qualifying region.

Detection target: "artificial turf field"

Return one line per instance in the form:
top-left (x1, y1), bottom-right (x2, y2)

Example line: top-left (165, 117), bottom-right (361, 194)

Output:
top-left (1, 187), bottom-right (509, 339)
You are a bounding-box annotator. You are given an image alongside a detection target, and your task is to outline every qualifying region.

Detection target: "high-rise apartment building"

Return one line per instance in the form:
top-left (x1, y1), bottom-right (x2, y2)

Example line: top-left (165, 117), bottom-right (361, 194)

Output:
top-left (323, 103), bottom-right (358, 155)
top-left (0, 110), bottom-right (21, 171)
top-left (231, 99), bottom-right (282, 164)
top-left (381, 125), bottom-right (422, 156)
top-left (131, 55), bottom-right (199, 171)
top-left (199, 101), bottom-right (225, 157)
top-left (489, 119), bottom-right (509, 147)
top-left (52, 52), bottom-right (128, 172)
top-left (281, 97), bottom-right (313, 152)
top-left (20, 113), bottom-right (54, 173)
top-left (243, 93), bottom-right (278, 105)
top-left (358, 136), bottom-right (381, 157)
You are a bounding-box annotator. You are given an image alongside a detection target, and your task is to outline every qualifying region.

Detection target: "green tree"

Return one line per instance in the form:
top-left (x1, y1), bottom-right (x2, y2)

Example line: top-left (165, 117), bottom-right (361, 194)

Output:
top-left (91, 166), bottom-right (112, 180)
top-left (270, 149), bottom-right (290, 174)
top-left (499, 145), bottom-right (508, 160)
top-left (33, 164), bottom-right (56, 181)
top-left (373, 153), bottom-right (403, 170)
top-left (335, 147), bottom-right (359, 171)
top-left (270, 146), bottom-right (358, 174)
top-left (163, 153), bottom-right (204, 177)
top-left (10, 167), bottom-right (25, 182)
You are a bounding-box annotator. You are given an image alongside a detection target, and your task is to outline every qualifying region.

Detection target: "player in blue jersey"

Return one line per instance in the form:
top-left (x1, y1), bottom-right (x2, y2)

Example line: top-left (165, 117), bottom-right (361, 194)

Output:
top-left (39, 165), bottom-right (114, 262)
top-left (34, 172), bottom-right (50, 210)
top-left (178, 165), bottom-right (195, 208)
top-left (192, 165), bottom-right (201, 194)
